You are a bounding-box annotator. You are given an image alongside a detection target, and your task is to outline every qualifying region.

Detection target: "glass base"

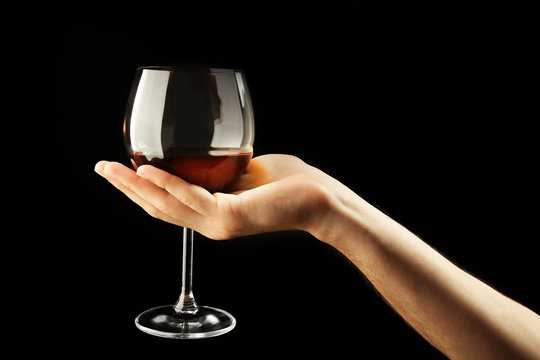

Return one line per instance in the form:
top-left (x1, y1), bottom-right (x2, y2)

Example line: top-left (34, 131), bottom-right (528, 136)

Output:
top-left (135, 305), bottom-right (236, 339)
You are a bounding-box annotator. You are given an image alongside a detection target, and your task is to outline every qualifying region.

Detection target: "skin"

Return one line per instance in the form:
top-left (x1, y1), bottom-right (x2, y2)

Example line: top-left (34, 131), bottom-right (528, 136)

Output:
top-left (95, 154), bottom-right (540, 359)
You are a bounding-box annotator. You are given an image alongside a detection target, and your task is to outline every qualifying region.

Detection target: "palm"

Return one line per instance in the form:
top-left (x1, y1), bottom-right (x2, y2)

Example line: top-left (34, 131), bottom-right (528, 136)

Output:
top-left (204, 154), bottom-right (330, 239)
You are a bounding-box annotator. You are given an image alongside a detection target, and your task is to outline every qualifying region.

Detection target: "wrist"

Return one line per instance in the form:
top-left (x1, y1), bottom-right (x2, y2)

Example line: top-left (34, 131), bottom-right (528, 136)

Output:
top-left (305, 176), bottom-right (372, 249)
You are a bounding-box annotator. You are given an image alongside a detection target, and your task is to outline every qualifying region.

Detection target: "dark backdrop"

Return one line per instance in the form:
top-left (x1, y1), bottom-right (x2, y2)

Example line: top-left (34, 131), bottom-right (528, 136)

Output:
top-left (13, 2), bottom-right (538, 358)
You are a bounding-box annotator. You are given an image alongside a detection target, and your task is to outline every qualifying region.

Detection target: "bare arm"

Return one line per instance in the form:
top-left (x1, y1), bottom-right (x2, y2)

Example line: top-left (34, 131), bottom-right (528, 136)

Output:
top-left (95, 154), bottom-right (540, 359)
top-left (313, 183), bottom-right (540, 359)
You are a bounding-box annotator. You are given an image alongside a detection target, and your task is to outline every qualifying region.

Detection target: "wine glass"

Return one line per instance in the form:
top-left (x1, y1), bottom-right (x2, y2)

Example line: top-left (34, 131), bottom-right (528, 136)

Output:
top-left (123, 66), bottom-right (255, 338)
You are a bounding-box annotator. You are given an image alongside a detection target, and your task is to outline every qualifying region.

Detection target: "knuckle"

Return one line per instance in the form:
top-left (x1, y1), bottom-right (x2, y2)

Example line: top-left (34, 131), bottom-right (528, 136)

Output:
top-left (161, 172), bottom-right (177, 191)
top-left (175, 183), bottom-right (196, 207)
top-left (216, 217), bottom-right (243, 240)
top-left (207, 228), bottom-right (236, 241)
top-left (145, 205), bottom-right (163, 219)
top-left (200, 216), bottom-right (240, 241)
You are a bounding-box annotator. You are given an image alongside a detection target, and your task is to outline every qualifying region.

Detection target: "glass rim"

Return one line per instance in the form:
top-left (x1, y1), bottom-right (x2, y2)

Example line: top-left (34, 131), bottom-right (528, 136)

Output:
top-left (136, 65), bottom-right (245, 74)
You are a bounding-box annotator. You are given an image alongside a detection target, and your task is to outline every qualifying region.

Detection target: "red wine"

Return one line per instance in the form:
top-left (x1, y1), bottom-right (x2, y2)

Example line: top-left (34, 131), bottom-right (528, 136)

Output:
top-left (130, 150), bottom-right (252, 193)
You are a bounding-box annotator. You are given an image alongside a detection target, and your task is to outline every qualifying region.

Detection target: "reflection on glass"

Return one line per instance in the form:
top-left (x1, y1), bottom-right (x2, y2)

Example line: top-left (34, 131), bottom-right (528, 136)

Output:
top-left (123, 66), bottom-right (255, 338)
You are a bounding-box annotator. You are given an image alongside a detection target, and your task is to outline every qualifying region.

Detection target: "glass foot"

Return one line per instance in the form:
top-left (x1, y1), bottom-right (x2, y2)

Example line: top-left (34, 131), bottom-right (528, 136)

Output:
top-left (135, 305), bottom-right (236, 339)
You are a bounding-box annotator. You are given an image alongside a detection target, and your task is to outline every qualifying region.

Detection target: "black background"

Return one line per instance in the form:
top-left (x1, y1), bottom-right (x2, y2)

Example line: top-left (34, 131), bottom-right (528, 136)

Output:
top-left (12, 2), bottom-right (538, 358)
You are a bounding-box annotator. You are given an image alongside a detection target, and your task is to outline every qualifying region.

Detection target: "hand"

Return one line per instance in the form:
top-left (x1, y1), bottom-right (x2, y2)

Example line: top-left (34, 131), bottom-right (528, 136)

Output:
top-left (95, 154), bottom-right (540, 359)
top-left (95, 154), bottom-right (336, 240)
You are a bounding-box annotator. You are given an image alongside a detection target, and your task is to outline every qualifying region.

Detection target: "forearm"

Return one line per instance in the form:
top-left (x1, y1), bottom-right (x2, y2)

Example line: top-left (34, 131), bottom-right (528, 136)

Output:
top-left (97, 155), bottom-right (539, 358)
top-left (310, 186), bottom-right (540, 359)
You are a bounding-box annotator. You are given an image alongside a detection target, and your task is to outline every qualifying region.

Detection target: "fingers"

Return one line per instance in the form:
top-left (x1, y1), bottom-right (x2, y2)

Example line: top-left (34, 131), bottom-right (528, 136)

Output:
top-left (136, 165), bottom-right (217, 216)
top-left (95, 161), bottom-right (205, 229)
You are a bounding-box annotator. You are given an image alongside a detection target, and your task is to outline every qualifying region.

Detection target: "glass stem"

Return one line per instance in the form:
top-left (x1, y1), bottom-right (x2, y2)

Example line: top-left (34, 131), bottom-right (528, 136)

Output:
top-left (174, 227), bottom-right (199, 315)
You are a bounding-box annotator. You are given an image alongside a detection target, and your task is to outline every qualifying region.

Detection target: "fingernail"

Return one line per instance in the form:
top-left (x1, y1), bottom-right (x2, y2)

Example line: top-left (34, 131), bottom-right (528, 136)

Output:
top-left (94, 161), bottom-right (107, 177)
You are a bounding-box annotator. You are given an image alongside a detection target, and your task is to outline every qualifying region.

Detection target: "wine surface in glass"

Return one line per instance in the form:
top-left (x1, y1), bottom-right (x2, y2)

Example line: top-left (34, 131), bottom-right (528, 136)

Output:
top-left (131, 149), bottom-right (252, 193)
